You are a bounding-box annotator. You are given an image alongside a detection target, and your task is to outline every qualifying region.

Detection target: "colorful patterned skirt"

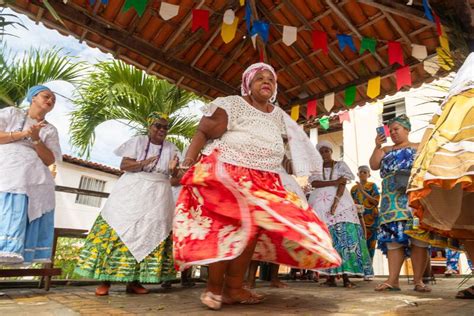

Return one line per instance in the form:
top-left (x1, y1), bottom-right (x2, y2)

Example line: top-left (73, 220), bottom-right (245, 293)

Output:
top-left (74, 215), bottom-right (176, 283)
top-left (407, 89), bottom-right (474, 243)
top-left (319, 222), bottom-right (373, 276)
top-left (173, 152), bottom-right (341, 271)
top-left (0, 192), bottom-right (54, 264)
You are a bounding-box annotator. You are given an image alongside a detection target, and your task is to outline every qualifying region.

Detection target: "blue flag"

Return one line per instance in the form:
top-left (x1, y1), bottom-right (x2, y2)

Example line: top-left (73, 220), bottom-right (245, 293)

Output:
top-left (337, 34), bottom-right (356, 52)
top-left (251, 21), bottom-right (270, 43)
top-left (423, 0), bottom-right (434, 22)
top-left (245, 1), bottom-right (252, 33)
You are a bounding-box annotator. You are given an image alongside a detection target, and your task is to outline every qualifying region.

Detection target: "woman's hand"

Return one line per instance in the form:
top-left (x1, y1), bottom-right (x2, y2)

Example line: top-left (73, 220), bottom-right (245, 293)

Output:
top-left (375, 133), bottom-right (386, 149)
top-left (169, 155), bottom-right (179, 175)
top-left (22, 121), bottom-right (47, 141)
top-left (330, 200), bottom-right (338, 215)
top-left (140, 155), bottom-right (159, 170)
top-left (336, 177), bottom-right (347, 186)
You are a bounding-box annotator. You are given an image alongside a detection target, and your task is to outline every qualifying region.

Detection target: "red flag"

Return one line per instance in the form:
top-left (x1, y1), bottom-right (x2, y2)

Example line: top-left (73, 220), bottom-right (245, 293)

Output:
top-left (396, 66), bottom-right (412, 90)
top-left (259, 48), bottom-right (264, 62)
top-left (312, 30), bottom-right (328, 55)
top-left (434, 13), bottom-right (442, 36)
top-left (307, 99), bottom-right (317, 118)
top-left (388, 41), bottom-right (404, 66)
top-left (338, 111), bottom-right (350, 123)
top-left (192, 9), bottom-right (209, 32)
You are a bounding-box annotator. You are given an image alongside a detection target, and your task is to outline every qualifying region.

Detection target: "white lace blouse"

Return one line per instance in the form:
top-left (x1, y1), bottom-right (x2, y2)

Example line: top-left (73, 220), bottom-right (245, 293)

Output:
top-left (0, 106), bottom-right (62, 222)
top-left (201, 95), bottom-right (287, 172)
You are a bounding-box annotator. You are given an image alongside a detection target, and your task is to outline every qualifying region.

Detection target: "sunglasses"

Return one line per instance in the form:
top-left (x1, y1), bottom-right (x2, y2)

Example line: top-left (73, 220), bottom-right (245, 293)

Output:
top-left (152, 123), bottom-right (169, 130)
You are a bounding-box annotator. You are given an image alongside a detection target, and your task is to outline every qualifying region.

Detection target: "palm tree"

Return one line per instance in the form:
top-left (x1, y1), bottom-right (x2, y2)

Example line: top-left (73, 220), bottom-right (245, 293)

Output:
top-left (0, 7), bottom-right (24, 38)
top-left (70, 60), bottom-right (200, 157)
top-left (0, 46), bottom-right (85, 107)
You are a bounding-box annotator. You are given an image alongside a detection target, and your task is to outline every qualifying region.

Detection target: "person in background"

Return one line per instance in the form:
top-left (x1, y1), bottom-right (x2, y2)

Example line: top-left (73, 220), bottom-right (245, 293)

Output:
top-left (309, 141), bottom-right (373, 288)
top-left (0, 85), bottom-right (61, 265)
top-left (351, 165), bottom-right (380, 278)
top-left (75, 113), bottom-right (178, 296)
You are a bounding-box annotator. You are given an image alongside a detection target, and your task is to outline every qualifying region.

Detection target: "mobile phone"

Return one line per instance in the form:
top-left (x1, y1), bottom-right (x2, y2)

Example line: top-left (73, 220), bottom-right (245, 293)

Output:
top-left (376, 126), bottom-right (387, 143)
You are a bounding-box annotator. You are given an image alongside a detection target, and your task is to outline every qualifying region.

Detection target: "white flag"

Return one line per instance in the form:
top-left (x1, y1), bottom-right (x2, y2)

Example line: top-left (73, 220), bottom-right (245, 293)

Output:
top-left (324, 93), bottom-right (335, 112)
top-left (160, 2), bottom-right (179, 21)
top-left (223, 9), bottom-right (235, 25)
top-left (411, 44), bottom-right (427, 61)
top-left (282, 26), bottom-right (297, 46)
top-left (423, 56), bottom-right (440, 75)
top-left (251, 34), bottom-right (258, 49)
top-left (309, 128), bottom-right (318, 147)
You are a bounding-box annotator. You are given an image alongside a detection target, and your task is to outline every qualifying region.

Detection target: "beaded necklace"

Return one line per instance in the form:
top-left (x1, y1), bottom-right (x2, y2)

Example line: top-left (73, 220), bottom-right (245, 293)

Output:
top-left (323, 160), bottom-right (335, 180)
top-left (142, 138), bottom-right (164, 172)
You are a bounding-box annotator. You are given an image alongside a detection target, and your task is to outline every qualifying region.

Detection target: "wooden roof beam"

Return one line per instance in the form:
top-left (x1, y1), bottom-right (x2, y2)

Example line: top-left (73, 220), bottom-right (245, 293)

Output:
top-left (78, 0), bottom-right (101, 43)
top-left (35, 8), bottom-right (44, 24)
top-left (382, 12), bottom-right (412, 45)
top-left (326, 0), bottom-right (387, 68)
top-left (358, 0), bottom-right (436, 27)
top-left (27, 0), bottom-right (238, 96)
top-left (281, 0), bottom-right (359, 80)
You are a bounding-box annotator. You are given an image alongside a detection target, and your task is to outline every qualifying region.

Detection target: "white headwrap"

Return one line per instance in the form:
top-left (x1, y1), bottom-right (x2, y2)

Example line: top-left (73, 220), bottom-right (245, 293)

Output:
top-left (316, 140), bottom-right (334, 151)
top-left (358, 165), bottom-right (370, 173)
top-left (241, 62), bottom-right (278, 103)
top-left (443, 52), bottom-right (474, 105)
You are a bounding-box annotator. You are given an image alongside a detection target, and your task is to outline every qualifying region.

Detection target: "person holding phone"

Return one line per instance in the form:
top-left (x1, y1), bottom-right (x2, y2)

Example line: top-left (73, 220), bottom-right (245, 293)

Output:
top-left (370, 115), bottom-right (431, 292)
top-left (75, 112), bottom-right (179, 296)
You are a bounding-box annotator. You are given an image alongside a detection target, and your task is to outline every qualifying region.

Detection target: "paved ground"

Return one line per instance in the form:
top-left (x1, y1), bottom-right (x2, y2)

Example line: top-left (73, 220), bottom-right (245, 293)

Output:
top-left (0, 277), bottom-right (473, 315)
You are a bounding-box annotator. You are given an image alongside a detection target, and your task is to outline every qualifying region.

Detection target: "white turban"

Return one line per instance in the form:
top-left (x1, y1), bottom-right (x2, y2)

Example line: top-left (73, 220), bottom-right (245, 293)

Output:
top-left (316, 140), bottom-right (334, 152)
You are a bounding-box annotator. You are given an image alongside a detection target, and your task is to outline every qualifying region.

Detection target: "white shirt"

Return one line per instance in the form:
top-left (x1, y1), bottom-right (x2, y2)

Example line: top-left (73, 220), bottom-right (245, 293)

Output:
top-left (0, 107), bottom-right (62, 221)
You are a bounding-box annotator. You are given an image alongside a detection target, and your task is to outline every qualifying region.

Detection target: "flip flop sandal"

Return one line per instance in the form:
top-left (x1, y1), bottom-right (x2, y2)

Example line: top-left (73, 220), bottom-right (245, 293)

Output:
top-left (222, 292), bottom-right (265, 305)
top-left (200, 291), bottom-right (222, 310)
top-left (455, 286), bottom-right (474, 299)
top-left (374, 283), bottom-right (401, 292)
top-left (413, 284), bottom-right (432, 293)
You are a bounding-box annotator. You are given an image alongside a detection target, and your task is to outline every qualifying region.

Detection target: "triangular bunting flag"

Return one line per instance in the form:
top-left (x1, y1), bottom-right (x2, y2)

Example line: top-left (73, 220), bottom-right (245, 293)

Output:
top-left (337, 34), bottom-right (356, 52)
top-left (123, 0), bottom-right (148, 16)
top-left (367, 76), bottom-right (381, 99)
top-left (344, 85), bottom-right (356, 107)
top-left (388, 41), bottom-right (404, 66)
top-left (319, 117), bottom-right (330, 130)
top-left (411, 44), bottom-right (427, 61)
top-left (282, 26), bottom-right (297, 46)
top-left (396, 66), bottom-right (412, 90)
top-left (307, 100), bottom-right (317, 119)
top-left (309, 128), bottom-right (318, 147)
top-left (324, 93), bottom-right (335, 112)
top-left (159, 2), bottom-right (179, 20)
top-left (423, 0), bottom-right (434, 22)
top-left (359, 37), bottom-right (376, 54)
top-left (437, 47), bottom-right (454, 70)
top-left (192, 9), bottom-right (209, 32)
top-left (251, 21), bottom-right (270, 43)
top-left (423, 56), bottom-right (440, 75)
top-left (312, 30), bottom-right (328, 55)
top-left (291, 105), bottom-right (300, 121)
top-left (439, 35), bottom-right (450, 52)
top-left (338, 111), bottom-right (350, 124)
top-left (245, 1), bottom-right (252, 33)
top-left (221, 17), bottom-right (239, 44)
top-left (434, 13), bottom-right (442, 36)
top-left (240, 0), bottom-right (245, 6)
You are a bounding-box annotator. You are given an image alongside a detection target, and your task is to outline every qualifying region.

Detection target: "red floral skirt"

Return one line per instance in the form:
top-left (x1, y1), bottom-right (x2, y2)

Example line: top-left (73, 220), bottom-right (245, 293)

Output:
top-left (173, 152), bottom-right (341, 271)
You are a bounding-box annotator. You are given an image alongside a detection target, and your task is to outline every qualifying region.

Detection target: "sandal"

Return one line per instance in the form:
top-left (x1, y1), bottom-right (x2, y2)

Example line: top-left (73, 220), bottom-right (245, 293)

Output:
top-left (200, 291), bottom-right (222, 310)
top-left (126, 282), bottom-right (150, 294)
top-left (374, 283), bottom-right (401, 292)
top-left (455, 286), bottom-right (474, 299)
top-left (95, 283), bottom-right (111, 296)
top-left (320, 281), bottom-right (337, 287)
top-left (413, 283), bottom-right (432, 293)
top-left (222, 290), bottom-right (265, 305)
top-left (343, 281), bottom-right (357, 289)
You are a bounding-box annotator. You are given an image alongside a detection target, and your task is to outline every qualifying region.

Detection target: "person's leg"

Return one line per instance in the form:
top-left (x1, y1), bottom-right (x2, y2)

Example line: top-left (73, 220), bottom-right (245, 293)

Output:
top-left (181, 267), bottom-right (195, 287)
top-left (270, 264), bottom-right (288, 288)
top-left (126, 281), bottom-right (150, 294)
top-left (207, 261), bottom-right (230, 295)
top-left (246, 261), bottom-right (260, 289)
top-left (342, 273), bottom-right (356, 288)
top-left (322, 275), bottom-right (337, 286)
top-left (411, 240), bottom-right (431, 292)
top-left (375, 243), bottom-right (404, 290)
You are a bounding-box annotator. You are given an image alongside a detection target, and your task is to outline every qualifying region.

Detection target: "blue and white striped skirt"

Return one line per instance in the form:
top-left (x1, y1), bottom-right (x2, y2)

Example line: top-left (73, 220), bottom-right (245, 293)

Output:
top-left (0, 192), bottom-right (54, 265)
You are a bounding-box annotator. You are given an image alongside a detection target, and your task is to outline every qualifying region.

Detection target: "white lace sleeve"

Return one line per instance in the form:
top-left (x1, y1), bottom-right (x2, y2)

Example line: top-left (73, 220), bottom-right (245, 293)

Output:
top-left (0, 107), bottom-right (15, 131)
top-left (114, 136), bottom-right (141, 159)
top-left (336, 161), bottom-right (355, 181)
top-left (200, 96), bottom-right (232, 129)
top-left (43, 125), bottom-right (62, 162)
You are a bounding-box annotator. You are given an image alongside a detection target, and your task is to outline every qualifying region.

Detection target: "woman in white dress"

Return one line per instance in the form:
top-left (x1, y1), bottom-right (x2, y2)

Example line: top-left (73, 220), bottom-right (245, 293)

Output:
top-left (75, 113), bottom-right (179, 296)
top-left (308, 141), bottom-right (373, 288)
top-left (0, 85), bottom-right (62, 264)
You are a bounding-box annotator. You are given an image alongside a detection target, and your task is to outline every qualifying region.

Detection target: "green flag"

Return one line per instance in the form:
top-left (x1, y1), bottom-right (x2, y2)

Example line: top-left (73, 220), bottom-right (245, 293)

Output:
top-left (345, 85), bottom-right (356, 107)
top-left (123, 0), bottom-right (149, 17)
top-left (319, 117), bottom-right (330, 130)
top-left (359, 37), bottom-right (376, 54)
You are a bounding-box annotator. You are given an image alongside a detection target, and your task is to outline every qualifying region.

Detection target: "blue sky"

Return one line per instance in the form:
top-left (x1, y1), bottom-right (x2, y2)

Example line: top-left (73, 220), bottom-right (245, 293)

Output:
top-left (3, 8), bottom-right (201, 167)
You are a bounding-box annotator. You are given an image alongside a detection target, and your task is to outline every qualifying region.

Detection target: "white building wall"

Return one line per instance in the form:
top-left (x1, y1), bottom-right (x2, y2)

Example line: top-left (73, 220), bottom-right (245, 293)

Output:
top-left (54, 162), bottom-right (119, 231)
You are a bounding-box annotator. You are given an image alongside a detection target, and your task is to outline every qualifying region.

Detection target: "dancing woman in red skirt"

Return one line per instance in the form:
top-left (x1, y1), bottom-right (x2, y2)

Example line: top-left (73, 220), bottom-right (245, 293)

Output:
top-left (174, 62), bottom-right (341, 310)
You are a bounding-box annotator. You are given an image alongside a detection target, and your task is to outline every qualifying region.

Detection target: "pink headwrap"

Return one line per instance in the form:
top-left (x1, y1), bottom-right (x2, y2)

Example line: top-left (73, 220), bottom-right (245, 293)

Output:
top-left (241, 62), bottom-right (278, 103)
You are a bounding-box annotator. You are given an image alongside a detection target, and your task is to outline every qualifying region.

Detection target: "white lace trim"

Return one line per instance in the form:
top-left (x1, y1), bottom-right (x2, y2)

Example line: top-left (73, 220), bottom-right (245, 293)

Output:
top-left (202, 96), bottom-right (286, 172)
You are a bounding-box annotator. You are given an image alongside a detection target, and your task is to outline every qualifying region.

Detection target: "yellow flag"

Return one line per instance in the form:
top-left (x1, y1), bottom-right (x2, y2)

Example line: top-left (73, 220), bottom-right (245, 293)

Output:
top-left (291, 105), bottom-right (300, 121)
top-left (240, 0), bottom-right (245, 6)
top-left (221, 17), bottom-right (239, 44)
top-left (437, 47), bottom-right (454, 71)
top-left (439, 35), bottom-right (450, 52)
top-left (367, 76), bottom-right (381, 99)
